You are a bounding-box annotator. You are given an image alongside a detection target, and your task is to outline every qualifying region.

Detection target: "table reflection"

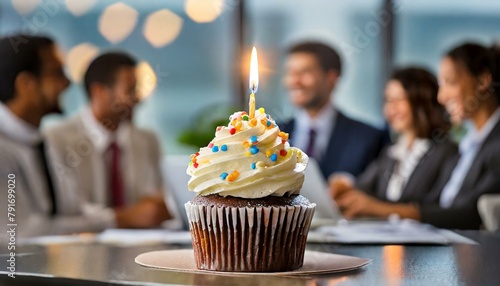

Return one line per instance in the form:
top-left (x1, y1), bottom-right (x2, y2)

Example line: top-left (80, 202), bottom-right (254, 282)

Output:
top-left (2, 231), bottom-right (500, 286)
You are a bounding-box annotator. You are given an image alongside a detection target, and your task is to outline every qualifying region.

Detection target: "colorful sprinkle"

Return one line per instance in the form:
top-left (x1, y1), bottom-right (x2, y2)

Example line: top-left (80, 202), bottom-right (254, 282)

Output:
top-left (279, 132), bottom-right (289, 140)
top-left (220, 172), bottom-right (228, 180)
top-left (280, 149), bottom-right (287, 156)
top-left (250, 145), bottom-right (259, 155)
top-left (193, 162), bottom-right (199, 168)
top-left (230, 128), bottom-right (236, 135)
top-left (270, 154), bottom-right (278, 162)
top-left (243, 141), bottom-right (251, 148)
top-left (216, 126), bottom-right (223, 131)
top-left (208, 142), bottom-right (214, 148)
top-left (212, 146), bottom-right (219, 152)
top-left (227, 170), bottom-right (239, 182)
top-left (250, 118), bottom-right (257, 127)
top-left (235, 121), bottom-right (243, 130)
top-left (266, 121), bottom-right (272, 127)
top-left (266, 150), bottom-right (273, 157)
top-left (251, 162), bottom-right (256, 169)
top-left (256, 161), bottom-right (266, 169)
top-left (242, 115), bottom-right (249, 121)
top-left (258, 107), bottom-right (265, 114)
top-left (250, 135), bottom-right (258, 143)
top-left (221, 144), bottom-right (228, 151)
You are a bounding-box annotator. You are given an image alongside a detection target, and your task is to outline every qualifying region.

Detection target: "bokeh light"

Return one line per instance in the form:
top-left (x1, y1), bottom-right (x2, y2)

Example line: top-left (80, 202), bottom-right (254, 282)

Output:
top-left (98, 3), bottom-right (138, 44)
top-left (136, 61), bottom-right (157, 100)
top-left (66, 43), bottom-right (99, 83)
top-left (11, 0), bottom-right (40, 15)
top-left (143, 9), bottom-right (183, 48)
top-left (65, 0), bottom-right (97, 17)
top-left (185, 0), bottom-right (224, 23)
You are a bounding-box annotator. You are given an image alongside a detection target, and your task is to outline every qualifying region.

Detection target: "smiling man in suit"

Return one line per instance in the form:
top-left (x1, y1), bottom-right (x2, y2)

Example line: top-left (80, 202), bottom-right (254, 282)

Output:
top-left (281, 41), bottom-right (389, 180)
top-left (45, 52), bottom-right (175, 229)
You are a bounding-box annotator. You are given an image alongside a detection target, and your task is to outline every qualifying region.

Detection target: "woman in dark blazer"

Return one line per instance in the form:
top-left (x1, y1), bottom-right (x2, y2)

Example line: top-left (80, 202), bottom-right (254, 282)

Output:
top-left (331, 67), bottom-right (457, 217)
top-left (334, 43), bottom-right (500, 230)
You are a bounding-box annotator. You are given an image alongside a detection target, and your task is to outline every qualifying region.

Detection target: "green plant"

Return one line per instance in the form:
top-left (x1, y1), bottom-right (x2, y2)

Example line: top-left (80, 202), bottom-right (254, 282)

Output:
top-left (177, 104), bottom-right (239, 149)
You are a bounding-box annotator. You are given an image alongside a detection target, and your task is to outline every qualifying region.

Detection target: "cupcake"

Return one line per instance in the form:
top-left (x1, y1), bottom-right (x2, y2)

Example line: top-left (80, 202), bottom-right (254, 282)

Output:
top-left (185, 108), bottom-right (315, 272)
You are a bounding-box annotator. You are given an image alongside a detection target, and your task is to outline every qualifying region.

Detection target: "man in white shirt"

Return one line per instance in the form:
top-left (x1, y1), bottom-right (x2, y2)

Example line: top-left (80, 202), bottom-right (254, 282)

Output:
top-left (0, 34), bottom-right (115, 241)
top-left (45, 52), bottom-right (174, 229)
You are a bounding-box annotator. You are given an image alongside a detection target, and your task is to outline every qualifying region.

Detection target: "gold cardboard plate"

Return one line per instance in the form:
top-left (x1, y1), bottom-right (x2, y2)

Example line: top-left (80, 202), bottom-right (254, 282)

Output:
top-left (135, 249), bottom-right (370, 276)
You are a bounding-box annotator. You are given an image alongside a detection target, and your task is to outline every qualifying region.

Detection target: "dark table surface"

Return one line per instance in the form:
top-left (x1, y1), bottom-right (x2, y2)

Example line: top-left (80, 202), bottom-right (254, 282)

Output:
top-left (1, 230), bottom-right (499, 286)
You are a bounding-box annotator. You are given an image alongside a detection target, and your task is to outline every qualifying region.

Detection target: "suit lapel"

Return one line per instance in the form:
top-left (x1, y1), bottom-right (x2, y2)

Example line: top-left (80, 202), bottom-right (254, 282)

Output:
top-left (398, 145), bottom-right (433, 202)
top-left (457, 120), bottom-right (500, 198)
top-left (124, 125), bottom-right (138, 204)
top-left (78, 115), bottom-right (108, 205)
top-left (379, 157), bottom-right (397, 200)
top-left (320, 112), bottom-right (346, 171)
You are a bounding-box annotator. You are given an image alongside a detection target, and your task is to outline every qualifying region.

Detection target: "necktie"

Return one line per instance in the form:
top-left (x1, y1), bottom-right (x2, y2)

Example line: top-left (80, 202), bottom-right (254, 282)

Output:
top-left (36, 141), bottom-right (57, 216)
top-left (109, 142), bottom-right (124, 207)
top-left (306, 128), bottom-right (317, 158)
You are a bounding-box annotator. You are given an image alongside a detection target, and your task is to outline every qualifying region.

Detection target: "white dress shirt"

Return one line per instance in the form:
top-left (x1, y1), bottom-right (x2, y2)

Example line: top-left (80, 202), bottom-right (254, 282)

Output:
top-left (440, 107), bottom-right (500, 208)
top-left (386, 135), bottom-right (431, 202)
top-left (293, 103), bottom-right (336, 159)
top-left (79, 107), bottom-right (137, 205)
top-left (0, 103), bottom-right (42, 144)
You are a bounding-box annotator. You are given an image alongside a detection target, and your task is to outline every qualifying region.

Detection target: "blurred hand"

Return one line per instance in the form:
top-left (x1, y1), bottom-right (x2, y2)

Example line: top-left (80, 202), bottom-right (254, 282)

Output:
top-left (141, 194), bottom-right (172, 221)
top-left (329, 174), bottom-right (354, 200)
top-left (336, 189), bottom-right (383, 219)
top-left (115, 195), bottom-right (171, 228)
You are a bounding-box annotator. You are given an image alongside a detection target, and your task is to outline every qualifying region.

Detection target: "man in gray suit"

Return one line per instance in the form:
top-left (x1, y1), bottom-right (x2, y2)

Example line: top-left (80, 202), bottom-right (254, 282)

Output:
top-left (45, 52), bottom-right (175, 229)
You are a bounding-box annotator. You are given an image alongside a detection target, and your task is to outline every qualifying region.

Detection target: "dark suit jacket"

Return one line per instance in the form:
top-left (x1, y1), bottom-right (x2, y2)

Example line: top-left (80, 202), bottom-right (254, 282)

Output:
top-left (355, 139), bottom-right (458, 203)
top-left (280, 111), bottom-right (390, 179)
top-left (420, 120), bottom-right (500, 230)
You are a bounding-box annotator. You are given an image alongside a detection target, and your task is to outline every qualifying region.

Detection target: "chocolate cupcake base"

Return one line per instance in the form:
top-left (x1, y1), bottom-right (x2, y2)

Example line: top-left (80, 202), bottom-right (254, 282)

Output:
top-left (185, 194), bottom-right (315, 272)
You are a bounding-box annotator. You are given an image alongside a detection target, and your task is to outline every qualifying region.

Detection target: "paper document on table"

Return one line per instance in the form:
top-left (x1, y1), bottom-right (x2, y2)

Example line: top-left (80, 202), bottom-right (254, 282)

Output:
top-left (19, 230), bottom-right (193, 246)
top-left (97, 229), bottom-right (192, 245)
top-left (307, 219), bottom-right (477, 245)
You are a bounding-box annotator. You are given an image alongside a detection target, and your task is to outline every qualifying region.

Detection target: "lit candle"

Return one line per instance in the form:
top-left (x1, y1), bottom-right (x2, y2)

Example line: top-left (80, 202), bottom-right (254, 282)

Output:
top-left (249, 46), bottom-right (259, 118)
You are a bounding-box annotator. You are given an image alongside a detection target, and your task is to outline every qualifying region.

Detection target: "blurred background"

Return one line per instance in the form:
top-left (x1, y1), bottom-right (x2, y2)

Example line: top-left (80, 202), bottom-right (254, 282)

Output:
top-left (1, 0), bottom-right (499, 155)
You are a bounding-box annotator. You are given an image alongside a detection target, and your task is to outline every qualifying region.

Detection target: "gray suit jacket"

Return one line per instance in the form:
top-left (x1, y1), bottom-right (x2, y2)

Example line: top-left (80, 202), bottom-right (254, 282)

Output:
top-left (45, 111), bottom-right (163, 207)
top-left (356, 139), bottom-right (458, 203)
top-left (420, 120), bottom-right (500, 229)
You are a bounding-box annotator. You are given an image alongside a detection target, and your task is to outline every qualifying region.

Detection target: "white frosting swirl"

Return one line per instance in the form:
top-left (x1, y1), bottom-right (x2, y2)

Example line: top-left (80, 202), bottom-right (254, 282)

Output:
top-left (187, 110), bottom-right (308, 198)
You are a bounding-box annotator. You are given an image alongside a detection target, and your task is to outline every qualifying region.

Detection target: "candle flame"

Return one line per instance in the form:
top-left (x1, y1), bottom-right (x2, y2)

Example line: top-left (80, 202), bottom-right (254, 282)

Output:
top-left (249, 46), bottom-right (258, 93)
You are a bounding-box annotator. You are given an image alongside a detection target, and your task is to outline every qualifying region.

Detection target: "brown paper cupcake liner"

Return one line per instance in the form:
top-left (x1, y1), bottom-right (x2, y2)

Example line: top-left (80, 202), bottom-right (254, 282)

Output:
top-left (184, 202), bottom-right (316, 272)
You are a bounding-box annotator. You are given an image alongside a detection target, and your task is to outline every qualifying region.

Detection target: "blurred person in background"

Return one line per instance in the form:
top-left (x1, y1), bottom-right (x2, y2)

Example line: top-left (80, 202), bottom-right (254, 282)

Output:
top-left (281, 41), bottom-right (389, 180)
top-left (330, 67), bottom-right (457, 218)
top-left (331, 42), bottom-right (500, 230)
top-left (46, 52), bottom-right (177, 230)
top-left (0, 34), bottom-right (105, 240)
